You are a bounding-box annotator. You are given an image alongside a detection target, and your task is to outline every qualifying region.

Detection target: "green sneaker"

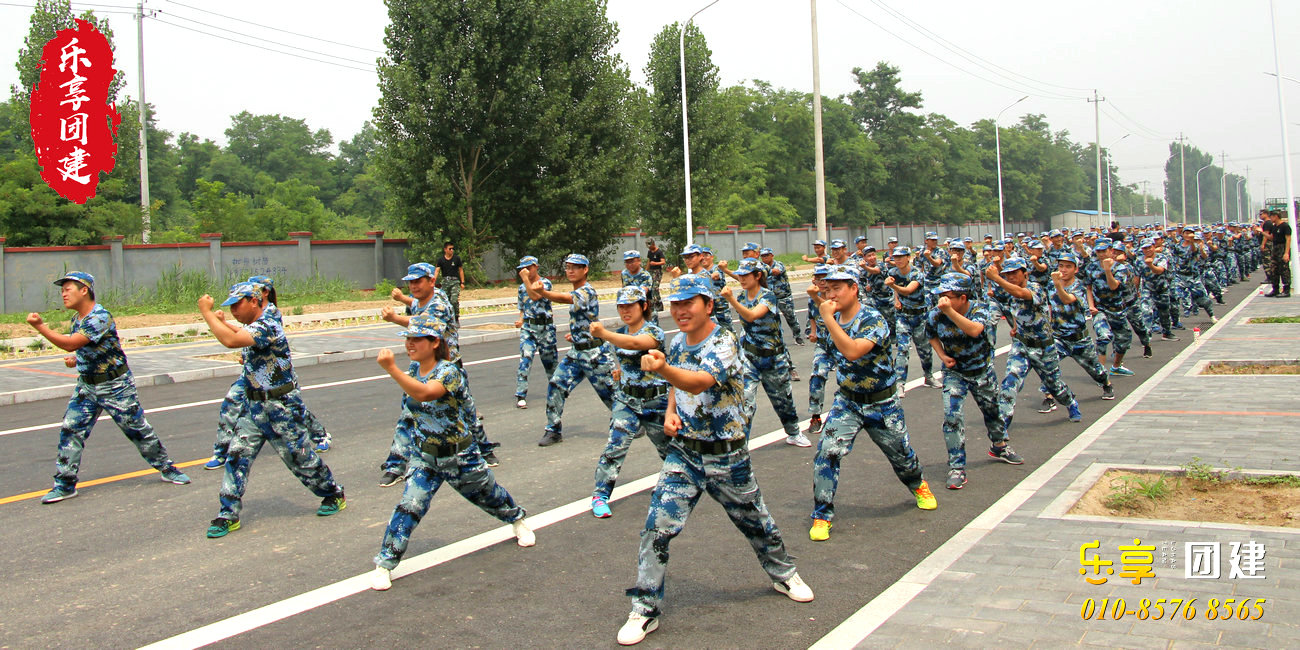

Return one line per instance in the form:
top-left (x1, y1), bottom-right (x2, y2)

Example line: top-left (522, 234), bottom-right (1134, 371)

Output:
top-left (317, 493), bottom-right (346, 516)
top-left (206, 517), bottom-right (240, 538)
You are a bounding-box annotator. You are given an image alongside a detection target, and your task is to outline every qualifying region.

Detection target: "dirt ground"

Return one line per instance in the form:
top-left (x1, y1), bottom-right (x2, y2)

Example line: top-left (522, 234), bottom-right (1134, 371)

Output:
top-left (1201, 362), bottom-right (1300, 375)
top-left (1070, 469), bottom-right (1300, 528)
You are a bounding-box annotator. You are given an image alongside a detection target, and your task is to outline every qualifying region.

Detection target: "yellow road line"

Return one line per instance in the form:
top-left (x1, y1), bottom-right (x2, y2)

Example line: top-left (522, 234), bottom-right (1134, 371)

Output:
top-left (0, 457), bottom-right (208, 505)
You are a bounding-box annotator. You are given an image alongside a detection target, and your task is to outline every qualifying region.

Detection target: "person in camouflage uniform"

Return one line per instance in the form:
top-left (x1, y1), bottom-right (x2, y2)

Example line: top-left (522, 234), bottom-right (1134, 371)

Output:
top-left (985, 257), bottom-right (1082, 427)
top-left (761, 248), bottom-right (804, 347)
top-left (369, 315), bottom-right (534, 591)
top-left (804, 265), bottom-right (834, 435)
top-left (645, 239), bottom-right (667, 316)
top-left (1084, 241), bottom-right (1143, 376)
top-left (809, 267), bottom-right (934, 543)
top-left (622, 250), bottom-right (656, 320)
top-left (27, 272), bottom-right (190, 504)
top-left (700, 248), bottom-right (736, 334)
top-left (722, 259), bottom-right (808, 447)
top-left (383, 263), bottom-right (499, 480)
top-left (919, 233), bottom-right (950, 308)
top-left (618, 273), bottom-right (812, 646)
top-left (587, 287), bottom-right (670, 519)
top-left (530, 253), bottom-right (617, 447)
top-left (926, 273), bottom-right (1025, 490)
top-left (1026, 240), bottom-right (1052, 288)
top-left (1138, 240), bottom-right (1180, 342)
top-left (857, 245), bottom-right (896, 338)
top-left (199, 282), bottom-right (345, 538)
top-left (512, 256), bottom-right (558, 410)
top-left (888, 247), bottom-right (940, 390)
top-left (1170, 227), bottom-right (1218, 319)
top-left (1042, 253), bottom-right (1116, 404)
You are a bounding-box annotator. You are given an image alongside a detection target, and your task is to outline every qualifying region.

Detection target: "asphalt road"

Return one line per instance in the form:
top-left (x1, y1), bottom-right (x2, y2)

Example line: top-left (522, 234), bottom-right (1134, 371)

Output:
top-left (0, 278), bottom-right (1248, 649)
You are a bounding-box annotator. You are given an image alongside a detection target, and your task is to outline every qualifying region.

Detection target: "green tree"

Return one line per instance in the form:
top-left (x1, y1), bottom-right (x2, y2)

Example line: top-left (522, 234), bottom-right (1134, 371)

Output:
top-left (641, 21), bottom-right (742, 248)
top-left (847, 62), bottom-right (942, 222)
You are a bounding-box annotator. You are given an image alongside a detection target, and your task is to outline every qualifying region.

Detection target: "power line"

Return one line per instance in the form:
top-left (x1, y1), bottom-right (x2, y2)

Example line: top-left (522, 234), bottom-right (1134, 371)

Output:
top-left (149, 16), bottom-right (374, 73)
top-left (833, 0), bottom-right (1080, 102)
top-left (1106, 99), bottom-right (1177, 140)
top-left (1098, 106), bottom-right (1171, 142)
top-left (163, 0), bottom-right (383, 54)
top-left (865, 0), bottom-right (1092, 97)
top-left (156, 8), bottom-right (376, 67)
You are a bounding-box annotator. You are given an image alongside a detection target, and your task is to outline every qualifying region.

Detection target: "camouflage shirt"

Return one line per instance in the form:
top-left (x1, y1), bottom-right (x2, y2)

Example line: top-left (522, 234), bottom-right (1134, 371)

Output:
top-left (920, 247), bottom-right (950, 284)
top-left (518, 277), bottom-right (554, 321)
top-left (402, 360), bottom-right (472, 445)
top-left (767, 261), bottom-right (792, 297)
top-left (888, 266), bottom-right (927, 311)
top-left (615, 322), bottom-right (666, 393)
top-left (1138, 253), bottom-right (1172, 293)
top-left (567, 283), bottom-right (601, 347)
top-left (1048, 278), bottom-right (1089, 339)
top-left (71, 303), bottom-right (127, 376)
top-left (926, 299), bottom-right (998, 376)
top-left (737, 288), bottom-right (784, 351)
top-left (622, 269), bottom-right (653, 292)
top-left (666, 325), bottom-right (746, 442)
top-left (409, 290), bottom-right (459, 357)
top-left (828, 304), bottom-right (894, 393)
top-left (1084, 261), bottom-right (1133, 311)
top-left (241, 308), bottom-right (296, 391)
top-left (1001, 281), bottom-right (1052, 344)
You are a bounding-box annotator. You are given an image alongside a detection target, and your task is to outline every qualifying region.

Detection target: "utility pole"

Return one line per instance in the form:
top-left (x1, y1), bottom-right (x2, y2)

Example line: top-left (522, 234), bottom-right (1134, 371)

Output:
top-left (1141, 180), bottom-right (1149, 215)
top-left (809, 0), bottom-right (827, 242)
top-left (1089, 91), bottom-right (1104, 221)
top-left (136, 0), bottom-right (151, 243)
top-left (1220, 151), bottom-right (1228, 223)
top-left (1178, 133), bottom-right (1187, 222)
top-left (1269, 0), bottom-right (1300, 284)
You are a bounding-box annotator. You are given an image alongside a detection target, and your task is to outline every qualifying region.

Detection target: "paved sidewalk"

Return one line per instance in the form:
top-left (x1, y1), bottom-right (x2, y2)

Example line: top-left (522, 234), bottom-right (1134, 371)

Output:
top-left (816, 290), bottom-right (1300, 648)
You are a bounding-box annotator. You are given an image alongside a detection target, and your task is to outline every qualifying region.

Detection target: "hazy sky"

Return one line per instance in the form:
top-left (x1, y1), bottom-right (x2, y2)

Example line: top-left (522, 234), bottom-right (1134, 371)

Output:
top-left (4, 0), bottom-right (1300, 216)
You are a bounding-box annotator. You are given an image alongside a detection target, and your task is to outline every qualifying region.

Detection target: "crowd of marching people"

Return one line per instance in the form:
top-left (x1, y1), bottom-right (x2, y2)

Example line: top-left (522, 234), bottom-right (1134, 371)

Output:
top-left (22, 216), bottom-right (1266, 645)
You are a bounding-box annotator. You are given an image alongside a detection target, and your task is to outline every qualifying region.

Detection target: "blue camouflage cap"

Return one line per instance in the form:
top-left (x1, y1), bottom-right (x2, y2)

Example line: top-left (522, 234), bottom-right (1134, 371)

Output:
top-left (1000, 256), bottom-right (1029, 273)
top-left (862, 245), bottom-right (876, 253)
top-left (1140, 238), bottom-right (1154, 249)
top-left (220, 281), bottom-right (260, 306)
top-left (813, 264), bottom-right (832, 276)
top-left (1094, 240), bottom-right (1112, 251)
top-left (616, 286), bottom-right (646, 304)
top-left (517, 255), bottom-right (539, 269)
top-left (759, 247), bottom-right (774, 256)
top-left (891, 246), bottom-right (911, 257)
top-left (1049, 229), bottom-right (1063, 237)
top-left (925, 232), bottom-right (939, 240)
top-left (829, 239), bottom-right (846, 249)
top-left (623, 250), bottom-right (641, 260)
top-left (963, 237), bottom-right (973, 243)
top-left (247, 275), bottom-right (273, 289)
top-left (887, 236), bottom-right (899, 243)
top-left (948, 240), bottom-right (966, 250)
top-left (1028, 240), bottom-right (1045, 249)
top-left (53, 271), bottom-right (95, 291)
top-left (740, 241), bottom-right (759, 252)
top-left (936, 272), bottom-right (973, 294)
top-left (824, 265), bottom-right (858, 283)
top-left (813, 239), bottom-right (827, 247)
top-left (732, 258), bottom-right (763, 276)
top-left (564, 253), bottom-right (590, 266)
top-left (983, 233), bottom-right (994, 239)
top-left (399, 314), bottom-right (446, 339)
top-left (681, 243), bottom-right (704, 256)
top-left (1057, 251), bottom-right (1080, 265)
top-left (700, 246), bottom-right (713, 255)
top-left (401, 262), bottom-right (436, 281)
top-left (666, 273), bottom-right (714, 301)
top-left (854, 235), bottom-right (868, 243)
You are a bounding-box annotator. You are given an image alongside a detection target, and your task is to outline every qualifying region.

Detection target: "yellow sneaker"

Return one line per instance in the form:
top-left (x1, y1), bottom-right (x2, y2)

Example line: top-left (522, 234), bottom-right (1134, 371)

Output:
top-left (913, 481), bottom-right (938, 510)
top-left (809, 519), bottom-right (832, 541)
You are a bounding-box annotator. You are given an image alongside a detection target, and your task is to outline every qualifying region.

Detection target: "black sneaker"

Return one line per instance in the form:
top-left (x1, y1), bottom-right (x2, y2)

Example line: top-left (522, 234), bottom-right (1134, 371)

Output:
top-left (1142, 344), bottom-right (1153, 358)
top-left (1036, 397), bottom-right (1057, 413)
top-left (1101, 384), bottom-right (1115, 400)
top-left (1160, 334), bottom-right (1180, 342)
top-left (538, 431), bottom-right (563, 447)
top-left (378, 471), bottom-right (402, 488)
top-left (945, 468), bottom-right (967, 490)
top-left (988, 445), bottom-right (1024, 465)
top-left (483, 451), bottom-right (500, 467)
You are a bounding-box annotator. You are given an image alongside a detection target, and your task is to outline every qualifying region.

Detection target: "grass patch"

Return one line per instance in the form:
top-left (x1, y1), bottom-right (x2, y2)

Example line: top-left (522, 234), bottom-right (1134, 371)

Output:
top-left (1105, 472), bottom-right (1175, 510)
top-left (1248, 315), bottom-right (1300, 324)
top-left (1201, 361), bottom-right (1300, 375)
top-left (1072, 464), bottom-right (1300, 528)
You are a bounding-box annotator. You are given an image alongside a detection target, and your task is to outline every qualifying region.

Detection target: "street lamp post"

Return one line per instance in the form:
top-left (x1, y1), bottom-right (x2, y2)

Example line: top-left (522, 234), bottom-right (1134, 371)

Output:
top-left (994, 95), bottom-right (1028, 238)
top-left (1269, 0), bottom-right (1300, 285)
top-left (1104, 133), bottom-right (1130, 224)
top-left (1236, 178), bottom-right (1246, 222)
top-left (1195, 162), bottom-right (1214, 226)
top-left (679, 0), bottom-right (721, 246)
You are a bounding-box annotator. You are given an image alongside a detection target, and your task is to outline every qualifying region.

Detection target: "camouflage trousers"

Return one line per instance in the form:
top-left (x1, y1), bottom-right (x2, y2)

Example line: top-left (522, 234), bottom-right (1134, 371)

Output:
top-left (1173, 275), bottom-right (1192, 315)
top-left (1224, 256), bottom-right (1241, 284)
top-left (516, 323), bottom-right (559, 399)
top-left (894, 310), bottom-right (934, 383)
top-left (456, 359), bottom-right (497, 453)
top-left (743, 348), bottom-right (801, 437)
top-left (628, 442), bottom-right (796, 617)
top-left (594, 397), bottom-right (670, 501)
top-left (1093, 305), bottom-right (1150, 357)
top-left (440, 276), bottom-right (461, 322)
top-left (773, 292), bottom-right (803, 344)
top-left (812, 390), bottom-right (922, 521)
top-left (1139, 287), bottom-right (1157, 334)
top-left (1268, 249), bottom-right (1292, 290)
top-left (1203, 267), bottom-right (1224, 301)
top-left (648, 269), bottom-right (664, 313)
top-left (211, 376), bottom-right (329, 462)
top-left (545, 347), bottom-right (617, 435)
top-left (1175, 274), bottom-right (1216, 317)
top-left (54, 372), bottom-right (177, 490)
top-left (712, 301), bottom-right (736, 334)
top-left (942, 366), bottom-right (1008, 470)
top-left (375, 449), bottom-right (524, 570)
top-left (999, 340), bottom-right (1076, 429)
top-left (1150, 287), bottom-right (1174, 335)
top-left (218, 389), bottom-right (343, 520)
top-left (807, 344), bottom-right (835, 415)
top-left (1050, 336), bottom-right (1112, 389)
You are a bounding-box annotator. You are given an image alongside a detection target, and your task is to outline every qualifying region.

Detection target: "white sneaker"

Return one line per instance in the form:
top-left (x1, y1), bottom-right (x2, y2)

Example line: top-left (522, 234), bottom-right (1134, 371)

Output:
top-left (513, 518), bottom-right (536, 547)
top-left (924, 373), bottom-right (943, 389)
top-left (617, 612), bottom-right (659, 645)
top-left (1210, 315), bottom-right (1218, 324)
top-left (516, 398), bottom-right (527, 409)
top-left (785, 433), bottom-right (812, 447)
top-left (369, 566), bottom-right (392, 591)
top-left (774, 572), bottom-right (815, 602)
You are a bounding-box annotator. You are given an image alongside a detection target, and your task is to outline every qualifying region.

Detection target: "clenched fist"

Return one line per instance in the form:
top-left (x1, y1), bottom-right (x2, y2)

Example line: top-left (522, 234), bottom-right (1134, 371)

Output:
top-left (640, 348), bottom-right (667, 373)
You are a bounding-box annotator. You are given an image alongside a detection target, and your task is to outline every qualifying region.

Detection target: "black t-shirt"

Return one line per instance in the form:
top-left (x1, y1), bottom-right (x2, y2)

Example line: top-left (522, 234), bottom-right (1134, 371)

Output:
top-left (435, 255), bottom-right (463, 281)
top-left (1106, 231), bottom-right (1126, 243)
top-left (1271, 221), bottom-right (1292, 248)
top-left (646, 247), bottom-right (666, 269)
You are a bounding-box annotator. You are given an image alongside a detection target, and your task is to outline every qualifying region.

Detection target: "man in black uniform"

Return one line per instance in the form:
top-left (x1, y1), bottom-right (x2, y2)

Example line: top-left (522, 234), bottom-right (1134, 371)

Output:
top-left (1264, 210), bottom-right (1293, 298)
top-left (432, 242), bottom-right (465, 322)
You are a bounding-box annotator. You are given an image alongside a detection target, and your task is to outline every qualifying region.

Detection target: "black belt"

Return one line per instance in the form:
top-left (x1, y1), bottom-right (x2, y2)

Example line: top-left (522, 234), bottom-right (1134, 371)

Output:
top-left (573, 339), bottom-right (602, 351)
top-left (899, 306), bottom-right (926, 316)
top-left (837, 384), bottom-right (896, 405)
top-left (1014, 333), bottom-right (1053, 349)
top-left (83, 365), bottom-right (127, 385)
top-left (676, 436), bottom-right (746, 455)
top-left (1055, 329), bottom-right (1087, 343)
top-left (420, 436), bottom-right (471, 457)
top-left (524, 316), bottom-right (553, 325)
top-left (743, 341), bottom-right (786, 358)
top-left (622, 384), bottom-right (667, 399)
top-left (247, 383), bottom-right (295, 401)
